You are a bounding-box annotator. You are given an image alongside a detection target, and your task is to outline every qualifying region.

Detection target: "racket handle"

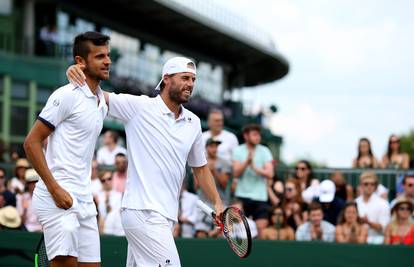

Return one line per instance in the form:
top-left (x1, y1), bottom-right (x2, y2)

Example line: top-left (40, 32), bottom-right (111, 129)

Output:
top-left (197, 200), bottom-right (215, 217)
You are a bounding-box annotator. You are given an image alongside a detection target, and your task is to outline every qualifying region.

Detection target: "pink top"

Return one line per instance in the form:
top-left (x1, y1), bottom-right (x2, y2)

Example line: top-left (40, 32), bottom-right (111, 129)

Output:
top-left (112, 171), bottom-right (127, 193)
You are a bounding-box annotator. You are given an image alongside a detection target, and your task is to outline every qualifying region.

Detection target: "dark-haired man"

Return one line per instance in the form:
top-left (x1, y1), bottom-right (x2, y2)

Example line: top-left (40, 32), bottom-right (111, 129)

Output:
top-left (232, 123), bottom-right (274, 238)
top-left (24, 31), bottom-right (110, 267)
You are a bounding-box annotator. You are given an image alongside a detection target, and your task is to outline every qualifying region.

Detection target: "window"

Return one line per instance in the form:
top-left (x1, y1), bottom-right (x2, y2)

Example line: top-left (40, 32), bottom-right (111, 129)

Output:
top-left (37, 87), bottom-right (52, 104)
top-left (11, 82), bottom-right (29, 100)
top-left (10, 106), bottom-right (28, 136)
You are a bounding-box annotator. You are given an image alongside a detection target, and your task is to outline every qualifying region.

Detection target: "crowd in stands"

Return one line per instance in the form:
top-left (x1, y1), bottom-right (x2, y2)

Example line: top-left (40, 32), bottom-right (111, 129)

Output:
top-left (0, 109), bottom-right (413, 246)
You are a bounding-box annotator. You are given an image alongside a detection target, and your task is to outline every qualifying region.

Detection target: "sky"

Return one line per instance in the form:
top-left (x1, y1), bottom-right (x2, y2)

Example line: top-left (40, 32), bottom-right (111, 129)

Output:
top-left (213, 0), bottom-right (414, 167)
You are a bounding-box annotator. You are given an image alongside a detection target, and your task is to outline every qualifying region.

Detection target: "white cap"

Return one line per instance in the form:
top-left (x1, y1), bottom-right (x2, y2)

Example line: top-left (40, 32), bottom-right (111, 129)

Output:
top-left (155, 57), bottom-right (197, 90)
top-left (319, 180), bottom-right (336, 203)
top-left (25, 168), bottom-right (40, 183)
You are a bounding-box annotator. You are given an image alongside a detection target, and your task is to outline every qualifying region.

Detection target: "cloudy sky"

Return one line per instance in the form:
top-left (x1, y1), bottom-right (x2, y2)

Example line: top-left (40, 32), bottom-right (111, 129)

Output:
top-left (213, 0), bottom-right (414, 167)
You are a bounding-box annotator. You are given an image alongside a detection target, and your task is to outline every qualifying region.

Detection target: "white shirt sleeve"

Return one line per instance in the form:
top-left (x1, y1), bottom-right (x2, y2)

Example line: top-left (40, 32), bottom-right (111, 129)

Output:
top-left (38, 88), bottom-right (73, 129)
top-left (108, 93), bottom-right (147, 123)
top-left (187, 127), bottom-right (207, 168)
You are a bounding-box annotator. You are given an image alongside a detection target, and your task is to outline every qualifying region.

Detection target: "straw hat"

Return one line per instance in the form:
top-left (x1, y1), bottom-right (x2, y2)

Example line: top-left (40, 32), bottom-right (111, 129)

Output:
top-left (391, 197), bottom-right (414, 214)
top-left (15, 158), bottom-right (30, 169)
top-left (0, 206), bottom-right (22, 228)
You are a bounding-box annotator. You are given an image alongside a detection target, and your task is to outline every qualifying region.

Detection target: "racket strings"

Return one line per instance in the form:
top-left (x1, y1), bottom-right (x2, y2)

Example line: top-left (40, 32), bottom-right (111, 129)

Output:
top-left (36, 239), bottom-right (50, 267)
top-left (222, 208), bottom-right (250, 257)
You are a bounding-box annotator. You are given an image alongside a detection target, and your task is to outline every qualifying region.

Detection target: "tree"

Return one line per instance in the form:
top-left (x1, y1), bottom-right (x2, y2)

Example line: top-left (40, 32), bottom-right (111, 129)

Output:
top-left (400, 129), bottom-right (414, 161)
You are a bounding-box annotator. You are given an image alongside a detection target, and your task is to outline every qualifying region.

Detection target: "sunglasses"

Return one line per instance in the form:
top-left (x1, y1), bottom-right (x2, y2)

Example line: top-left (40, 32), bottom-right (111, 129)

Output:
top-left (100, 178), bottom-right (112, 183)
top-left (398, 206), bottom-right (411, 211)
top-left (295, 167), bottom-right (307, 171)
top-left (273, 212), bottom-right (283, 216)
top-left (390, 140), bottom-right (400, 144)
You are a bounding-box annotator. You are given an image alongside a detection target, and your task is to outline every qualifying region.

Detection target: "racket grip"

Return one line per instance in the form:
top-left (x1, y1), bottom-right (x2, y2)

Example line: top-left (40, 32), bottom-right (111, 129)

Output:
top-left (197, 200), bottom-right (215, 216)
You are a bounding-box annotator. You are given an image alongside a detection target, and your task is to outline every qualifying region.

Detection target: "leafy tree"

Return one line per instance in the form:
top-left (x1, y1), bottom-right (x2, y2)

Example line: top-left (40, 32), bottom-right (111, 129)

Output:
top-left (400, 129), bottom-right (414, 159)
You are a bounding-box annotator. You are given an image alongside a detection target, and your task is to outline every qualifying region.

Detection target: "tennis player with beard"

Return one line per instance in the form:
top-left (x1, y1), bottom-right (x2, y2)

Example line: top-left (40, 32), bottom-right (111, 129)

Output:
top-left (67, 57), bottom-right (224, 267)
top-left (24, 31), bottom-right (110, 267)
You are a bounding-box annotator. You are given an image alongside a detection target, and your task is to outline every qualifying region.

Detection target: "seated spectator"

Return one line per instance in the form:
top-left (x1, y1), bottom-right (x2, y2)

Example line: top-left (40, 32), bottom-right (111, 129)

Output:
top-left (294, 160), bottom-right (318, 191)
top-left (381, 134), bottom-right (410, 170)
top-left (262, 206), bottom-right (294, 240)
top-left (96, 171), bottom-right (122, 232)
top-left (103, 209), bottom-right (125, 236)
top-left (384, 197), bottom-right (414, 245)
top-left (112, 153), bottom-right (128, 194)
top-left (97, 130), bottom-right (127, 166)
top-left (90, 159), bottom-right (102, 196)
top-left (178, 186), bottom-right (199, 238)
top-left (231, 200), bottom-right (258, 239)
top-left (267, 175), bottom-right (284, 208)
top-left (336, 202), bottom-right (368, 244)
top-left (282, 178), bottom-right (308, 231)
top-left (330, 171), bottom-right (354, 202)
top-left (0, 190), bottom-right (16, 208)
top-left (196, 138), bottom-right (231, 206)
top-left (8, 158), bottom-right (30, 194)
top-left (0, 206), bottom-right (22, 230)
top-left (318, 180), bottom-right (345, 225)
top-left (352, 138), bottom-right (379, 168)
top-left (355, 171), bottom-right (390, 244)
top-left (391, 172), bottom-right (414, 209)
top-left (16, 169), bottom-right (42, 232)
top-left (295, 202), bottom-right (335, 242)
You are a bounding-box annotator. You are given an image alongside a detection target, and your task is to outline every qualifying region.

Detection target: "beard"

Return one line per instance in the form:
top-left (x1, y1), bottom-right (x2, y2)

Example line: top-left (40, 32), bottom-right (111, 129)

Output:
top-left (168, 81), bottom-right (191, 104)
top-left (84, 65), bottom-right (108, 82)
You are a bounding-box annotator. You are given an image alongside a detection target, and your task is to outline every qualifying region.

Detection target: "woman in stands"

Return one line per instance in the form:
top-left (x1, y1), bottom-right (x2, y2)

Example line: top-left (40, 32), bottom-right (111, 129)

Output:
top-left (352, 138), bottom-right (379, 169)
top-left (384, 198), bottom-right (414, 245)
top-left (262, 206), bottom-right (294, 240)
top-left (380, 134), bottom-right (410, 169)
top-left (282, 178), bottom-right (308, 231)
top-left (336, 202), bottom-right (368, 243)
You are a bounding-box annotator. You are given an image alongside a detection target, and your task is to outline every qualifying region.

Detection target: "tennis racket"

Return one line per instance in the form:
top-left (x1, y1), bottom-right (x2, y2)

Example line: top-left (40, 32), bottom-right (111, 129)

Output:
top-left (197, 200), bottom-right (252, 258)
top-left (34, 235), bottom-right (50, 267)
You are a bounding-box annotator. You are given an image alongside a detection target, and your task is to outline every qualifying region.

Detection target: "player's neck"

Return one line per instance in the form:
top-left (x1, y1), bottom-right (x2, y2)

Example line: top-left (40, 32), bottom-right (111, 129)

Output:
top-left (85, 76), bottom-right (100, 95)
top-left (160, 93), bottom-right (181, 118)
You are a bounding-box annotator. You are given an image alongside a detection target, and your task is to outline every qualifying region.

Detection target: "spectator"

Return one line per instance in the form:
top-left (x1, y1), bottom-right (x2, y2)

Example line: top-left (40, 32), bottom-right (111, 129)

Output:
top-left (391, 172), bottom-right (414, 209)
top-left (381, 134), bottom-right (410, 170)
top-left (39, 24), bottom-right (58, 56)
top-left (267, 175), bottom-right (284, 208)
top-left (295, 202), bottom-right (335, 242)
top-left (16, 169), bottom-right (42, 232)
top-left (231, 200), bottom-right (258, 239)
top-left (0, 168), bottom-right (7, 193)
top-left (112, 153), bottom-right (128, 193)
top-left (90, 159), bottom-right (102, 196)
top-left (96, 130), bottom-right (127, 166)
top-left (8, 158), bottom-right (30, 194)
top-left (103, 209), bottom-right (125, 236)
top-left (330, 171), bottom-right (354, 202)
top-left (262, 206), bottom-right (294, 240)
top-left (0, 190), bottom-right (16, 207)
top-left (282, 178), bottom-right (308, 231)
top-left (178, 186), bottom-right (199, 238)
top-left (0, 206), bottom-right (22, 230)
top-left (232, 124), bottom-right (273, 238)
top-left (96, 171), bottom-right (122, 232)
top-left (355, 171), bottom-right (390, 244)
top-left (294, 160), bottom-right (318, 191)
top-left (318, 180), bottom-right (345, 225)
top-left (202, 108), bottom-right (239, 166)
top-left (352, 138), bottom-right (379, 168)
top-left (196, 138), bottom-right (231, 205)
top-left (336, 202), bottom-right (368, 244)
top-left (384, 197), bottom-right (414, 245)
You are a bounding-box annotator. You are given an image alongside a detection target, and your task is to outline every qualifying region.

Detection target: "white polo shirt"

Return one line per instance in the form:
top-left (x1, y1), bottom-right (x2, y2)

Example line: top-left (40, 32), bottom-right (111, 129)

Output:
top-left (355, 194), bottom-right (390, 244)
top-left (108, 93), bottom-right (206, 221)
top-left (36, 84), bottom-right (107, 202)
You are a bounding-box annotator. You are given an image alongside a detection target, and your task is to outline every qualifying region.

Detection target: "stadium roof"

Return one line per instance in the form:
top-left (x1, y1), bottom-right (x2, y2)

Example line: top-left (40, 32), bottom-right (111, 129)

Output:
top-left (58, 0), bottom-right (289, 88)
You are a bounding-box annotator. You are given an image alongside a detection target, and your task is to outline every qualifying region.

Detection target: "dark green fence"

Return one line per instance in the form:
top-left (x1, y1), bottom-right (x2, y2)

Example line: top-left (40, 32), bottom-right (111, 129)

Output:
top-left (0, 230), bottom-right (413, 267)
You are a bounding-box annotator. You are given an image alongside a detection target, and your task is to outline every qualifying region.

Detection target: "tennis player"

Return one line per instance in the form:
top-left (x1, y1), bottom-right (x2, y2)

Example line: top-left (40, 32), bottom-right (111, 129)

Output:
top-left (67, 56), bottom-right (224, 266)
top-left (24, 31), bottom-right (111, 267)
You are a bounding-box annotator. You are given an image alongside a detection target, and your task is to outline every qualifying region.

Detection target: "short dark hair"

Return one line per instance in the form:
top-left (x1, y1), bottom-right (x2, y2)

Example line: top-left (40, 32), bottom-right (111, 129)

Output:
top-left (242, 124), bottom-right (261, 135)
top-left (115, 153), bottom-right (126, 158)
top-left (403, 172), bottom-right (414, 184)
top-left (73, 31), bottom-right (110, 60)
top-left (309, 201), bottom-right (323, 212)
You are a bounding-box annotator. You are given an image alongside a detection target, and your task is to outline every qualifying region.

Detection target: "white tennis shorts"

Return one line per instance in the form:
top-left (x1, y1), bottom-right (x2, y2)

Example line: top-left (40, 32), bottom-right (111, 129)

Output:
top-left (121, 209), bottom-right (181, 267)
top-left (32, 189), bottom-right (100, 262)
